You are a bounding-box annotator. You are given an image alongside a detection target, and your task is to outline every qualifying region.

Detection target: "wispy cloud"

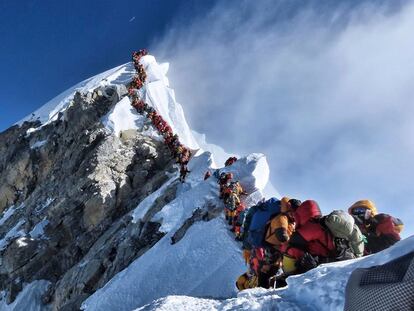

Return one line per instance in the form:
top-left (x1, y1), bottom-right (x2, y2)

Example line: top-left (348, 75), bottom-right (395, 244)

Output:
top-left (152, 0), bottom-right (414, 237)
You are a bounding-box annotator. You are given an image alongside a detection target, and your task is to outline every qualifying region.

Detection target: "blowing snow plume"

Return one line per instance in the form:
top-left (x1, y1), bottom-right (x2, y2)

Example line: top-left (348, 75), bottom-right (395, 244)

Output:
top-left (152, 0), bottom-right (414, 236)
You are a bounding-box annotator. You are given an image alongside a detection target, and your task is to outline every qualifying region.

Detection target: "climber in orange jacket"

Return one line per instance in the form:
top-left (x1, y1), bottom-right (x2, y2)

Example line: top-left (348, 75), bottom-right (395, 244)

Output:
top-left (265, 197), bottom-right (298, 249)
top-left (348, 200), bottom-right (403, 254)
top-left (259, 197), bottom-right (299, 288)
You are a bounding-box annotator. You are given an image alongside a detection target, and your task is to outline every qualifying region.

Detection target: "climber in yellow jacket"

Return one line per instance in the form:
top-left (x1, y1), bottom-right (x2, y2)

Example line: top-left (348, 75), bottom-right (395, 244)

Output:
top-left (265, 197), bottom-right (298, 248)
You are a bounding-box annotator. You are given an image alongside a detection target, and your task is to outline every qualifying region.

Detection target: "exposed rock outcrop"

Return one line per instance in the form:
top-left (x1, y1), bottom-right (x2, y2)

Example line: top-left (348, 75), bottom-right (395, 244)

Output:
top-left (0, 86), bottom-right (178, 309)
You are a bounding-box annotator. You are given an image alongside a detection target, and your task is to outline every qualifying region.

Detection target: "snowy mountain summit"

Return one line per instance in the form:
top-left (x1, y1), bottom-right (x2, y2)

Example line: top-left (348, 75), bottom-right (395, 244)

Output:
top-left (0, 54), bottom-right (268, 310)
top-left (0, 54), bottom-right (413, 311)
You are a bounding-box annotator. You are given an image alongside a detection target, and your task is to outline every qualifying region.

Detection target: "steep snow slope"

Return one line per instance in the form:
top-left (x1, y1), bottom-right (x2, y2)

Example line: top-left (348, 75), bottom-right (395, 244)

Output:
top-left (136, 236), bottom-right (414, 311)
top-left (8, 52), bottom-right (410, 311)
top-left (1, 54), bottom-right (271, 310)
top-left (18, 63), bottom-right (133, 126)
top-left (81, 153), bottom-right (269, 311)
top-left (19, 55), bottom-right (198, 150)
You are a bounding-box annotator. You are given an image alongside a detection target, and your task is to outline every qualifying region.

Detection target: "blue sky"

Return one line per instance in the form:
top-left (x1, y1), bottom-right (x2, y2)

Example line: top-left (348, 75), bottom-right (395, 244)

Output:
top-left (0, 0), bottom-right (214, 131)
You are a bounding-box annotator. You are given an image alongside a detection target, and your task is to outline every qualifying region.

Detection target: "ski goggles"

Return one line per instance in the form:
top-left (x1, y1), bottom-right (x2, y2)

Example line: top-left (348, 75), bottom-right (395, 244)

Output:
top-left (351, 207), bottom-right (368, 215)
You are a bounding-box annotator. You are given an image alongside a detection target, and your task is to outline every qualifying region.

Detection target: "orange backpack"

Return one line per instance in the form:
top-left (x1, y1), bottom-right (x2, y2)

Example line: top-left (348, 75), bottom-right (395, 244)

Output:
top-left (265, 214), bottom-right (295, 247)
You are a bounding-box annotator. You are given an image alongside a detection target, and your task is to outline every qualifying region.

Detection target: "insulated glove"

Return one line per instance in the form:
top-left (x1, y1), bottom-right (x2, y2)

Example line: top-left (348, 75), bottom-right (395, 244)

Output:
top-left (298, 252), bottom-right (319, 272)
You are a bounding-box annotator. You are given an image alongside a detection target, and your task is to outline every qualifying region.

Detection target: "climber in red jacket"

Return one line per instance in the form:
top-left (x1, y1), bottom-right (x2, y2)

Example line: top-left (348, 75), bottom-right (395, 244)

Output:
top-left (132, 49), bottom-right (148, 63)
top-left (162, 124), bottom-right (172, 136)
top-left (225, 156), bottom-right (238, 167)
top-left (131, 76), bottom-right (143, 89)
top-left (131, 98), bottom-right (145, 113)
top-left (282, 200), bottom-right (335, 276)
top-left (218, 172), bottom-right (233, 199)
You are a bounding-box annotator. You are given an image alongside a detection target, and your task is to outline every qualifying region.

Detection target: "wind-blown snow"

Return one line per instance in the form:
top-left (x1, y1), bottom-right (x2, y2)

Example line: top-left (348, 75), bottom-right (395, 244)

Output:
top-left (191, 131), bottom-right (237, 168)
top-left (136, 235), bottom-right (414, 311)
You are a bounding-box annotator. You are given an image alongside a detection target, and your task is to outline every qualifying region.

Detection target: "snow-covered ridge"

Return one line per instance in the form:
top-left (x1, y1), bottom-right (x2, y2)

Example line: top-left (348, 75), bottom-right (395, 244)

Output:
top-left (4, 51), bottom-right (413, 311)
top-left (4, 53), bottom-right (273, 310)
top-left (19, 55), bottom-right (199, 151)
top-left (18, 63), bottom-right (133, 126)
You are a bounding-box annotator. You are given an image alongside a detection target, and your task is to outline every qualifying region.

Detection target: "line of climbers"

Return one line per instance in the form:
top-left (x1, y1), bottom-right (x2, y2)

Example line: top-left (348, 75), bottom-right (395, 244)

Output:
top-left (205, 160), bottom-right (404, 290)
top-left (129, 49), bottom-right (405, 291)
top-left (128, 49), bottom-right (192, 182)
top-left (237, 198), bottom-right (404, 290)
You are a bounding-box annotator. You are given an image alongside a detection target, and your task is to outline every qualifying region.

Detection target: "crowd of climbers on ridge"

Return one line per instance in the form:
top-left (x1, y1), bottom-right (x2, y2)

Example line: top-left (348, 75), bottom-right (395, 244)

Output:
top-left (128, 49), bottom-right (404, 290)
top-left (205, 158), bottom-right (404, 289)
top-left (128, 49), bottom-right (192, 182)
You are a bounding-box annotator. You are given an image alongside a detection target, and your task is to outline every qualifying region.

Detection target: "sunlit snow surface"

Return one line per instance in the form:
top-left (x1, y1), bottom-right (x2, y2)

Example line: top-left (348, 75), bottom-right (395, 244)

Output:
top-left (100, 55), bottom-right (200, 150)
top-left (135, 236), bottom-right (414, 311)
top-left (81, 152), bottom-right (269, 311)
top-left (9, 55), bottom-right (413, 311)
top-left (18, 63), bottom-right (134, 127)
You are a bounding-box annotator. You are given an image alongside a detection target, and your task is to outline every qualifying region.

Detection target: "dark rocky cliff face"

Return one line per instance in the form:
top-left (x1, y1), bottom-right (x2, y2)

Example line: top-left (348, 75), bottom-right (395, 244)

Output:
top-left (0, 85), bottom-right (178, 310)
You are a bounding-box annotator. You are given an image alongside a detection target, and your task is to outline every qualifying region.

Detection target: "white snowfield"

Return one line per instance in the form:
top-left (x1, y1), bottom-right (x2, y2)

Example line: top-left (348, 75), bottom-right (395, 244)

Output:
top-left (6, 54), bottom-right (413, 311)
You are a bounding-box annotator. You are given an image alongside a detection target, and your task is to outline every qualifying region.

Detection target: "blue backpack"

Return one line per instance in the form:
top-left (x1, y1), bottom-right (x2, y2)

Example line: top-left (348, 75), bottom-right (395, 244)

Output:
top-left (246, 198), bottom-right (281, 248)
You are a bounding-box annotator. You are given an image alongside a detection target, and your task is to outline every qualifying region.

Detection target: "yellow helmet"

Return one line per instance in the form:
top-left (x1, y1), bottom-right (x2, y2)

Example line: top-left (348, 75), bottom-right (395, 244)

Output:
top-left (348, 200), bottom-right (377, 216)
